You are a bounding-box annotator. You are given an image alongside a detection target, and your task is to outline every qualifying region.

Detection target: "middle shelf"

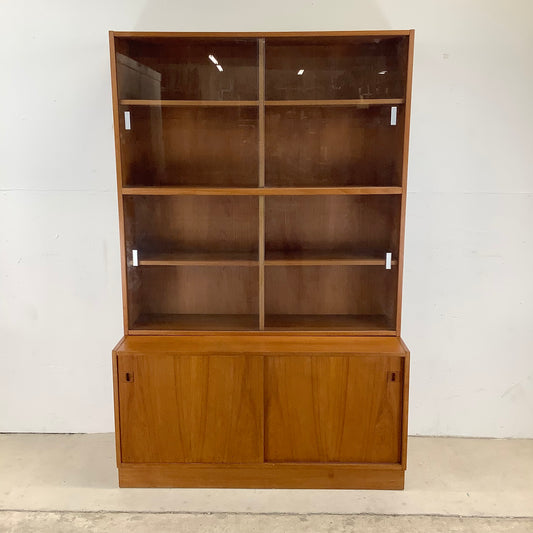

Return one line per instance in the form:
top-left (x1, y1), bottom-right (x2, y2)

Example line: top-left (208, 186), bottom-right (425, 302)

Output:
top-left (120, 98), bottom-right (405, 107)
top-left (122, 186), bottom-right (403, 196)
top-left (134, 250), bottom-right (397, 267)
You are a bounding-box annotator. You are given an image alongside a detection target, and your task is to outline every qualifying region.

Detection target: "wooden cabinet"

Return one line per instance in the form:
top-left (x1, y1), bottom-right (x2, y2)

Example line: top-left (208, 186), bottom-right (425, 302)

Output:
top-left (110, 31), bottom-right (414, 489)
top-left (113, 337), bottom-right (409, 488)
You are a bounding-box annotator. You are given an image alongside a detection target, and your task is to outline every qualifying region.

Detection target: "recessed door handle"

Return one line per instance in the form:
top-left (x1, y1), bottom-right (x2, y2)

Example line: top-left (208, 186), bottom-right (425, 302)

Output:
top-left (121, 371), bottom-right (134, 383)
top-left (388, 371), bottom-right (400, 383)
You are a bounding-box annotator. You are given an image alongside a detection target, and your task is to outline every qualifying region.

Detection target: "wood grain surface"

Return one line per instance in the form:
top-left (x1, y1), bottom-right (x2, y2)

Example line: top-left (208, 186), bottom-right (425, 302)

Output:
top-left (119, 462), bottom-right (404, 489)
top-left (265, 355), bottom-right (403, 463)
top-left (115, 334), bottom-right (409, 356)
top-left (119, 354), bottom-right (263, 463)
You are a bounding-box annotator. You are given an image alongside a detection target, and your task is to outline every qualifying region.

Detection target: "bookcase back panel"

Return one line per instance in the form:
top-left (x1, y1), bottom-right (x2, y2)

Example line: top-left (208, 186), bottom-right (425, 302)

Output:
top-left (265, 195), bottom-right (401, 256)
top-left (120, 106), bottom-right (259, 187)
top-left (130, 265), bottom-right (259, 325)
top-left (265, 106), bottom-right (404, 187)
top-left (265, 265), bottom-right (397, 321)
top-left (124, 195), bottom-right (258, 254)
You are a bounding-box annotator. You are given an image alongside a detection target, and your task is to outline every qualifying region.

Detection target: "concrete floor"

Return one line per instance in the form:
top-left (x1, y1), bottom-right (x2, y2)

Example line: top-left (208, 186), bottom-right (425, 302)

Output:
top-left (2, 512), bottom-right (533, 533)
top-left (0, 434), bottom-right (532, 532)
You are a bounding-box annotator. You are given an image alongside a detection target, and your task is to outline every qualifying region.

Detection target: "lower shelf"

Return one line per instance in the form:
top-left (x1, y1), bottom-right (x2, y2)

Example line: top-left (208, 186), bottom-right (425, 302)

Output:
top-left (131, 313), bottom-right (394, 332)
top-left (118, 463), bottom-right (404, 489)
top-left (132, 314), bottom-right (259, 331)
top-left (265, 314), bottom-right (395, 332)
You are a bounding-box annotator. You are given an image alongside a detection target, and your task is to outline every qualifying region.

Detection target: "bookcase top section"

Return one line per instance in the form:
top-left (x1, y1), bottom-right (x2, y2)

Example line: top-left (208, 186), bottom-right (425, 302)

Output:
top-left (111, 31), bottom-right (414, 39)
top-left (114, 335), bottom-right (409, 356)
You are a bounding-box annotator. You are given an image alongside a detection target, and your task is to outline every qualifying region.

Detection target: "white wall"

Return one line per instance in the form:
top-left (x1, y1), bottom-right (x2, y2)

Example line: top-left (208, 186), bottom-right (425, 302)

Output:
top-left (1, 0), bottom-right (532, 437)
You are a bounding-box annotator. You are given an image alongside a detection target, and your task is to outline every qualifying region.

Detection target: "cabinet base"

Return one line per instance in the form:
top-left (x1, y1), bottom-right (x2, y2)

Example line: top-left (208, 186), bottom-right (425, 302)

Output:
top-left (118, 463), bottom-right (404, 489)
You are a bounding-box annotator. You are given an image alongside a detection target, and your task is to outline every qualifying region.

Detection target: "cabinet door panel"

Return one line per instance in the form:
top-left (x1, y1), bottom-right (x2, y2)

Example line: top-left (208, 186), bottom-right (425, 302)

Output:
top-left (265, 355), bottom-right (403, 463)
top-left (119, 354), bottom-right (263, 463)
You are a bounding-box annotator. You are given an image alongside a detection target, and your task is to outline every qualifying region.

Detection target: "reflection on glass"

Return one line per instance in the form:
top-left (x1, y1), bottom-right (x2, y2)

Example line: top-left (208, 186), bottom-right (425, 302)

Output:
top-left (116, 38), bottom-right (258, 101)
top-left (120, 106), bottom-right (259, 186)
top-left (266, 36), bottom-right (408, 100)
top-left (265, 106), bottom-right (404, 187)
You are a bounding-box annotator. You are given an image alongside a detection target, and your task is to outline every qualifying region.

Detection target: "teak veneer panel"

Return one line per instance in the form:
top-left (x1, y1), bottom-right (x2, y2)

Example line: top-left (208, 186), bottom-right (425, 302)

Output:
top-left (118, 463), bottom-right (404, 489)
top-left (265, 266), bottom-right (397, 320)
top-left (120, 106), bottom-right (259, 187)
top-left (265, 106), bottom-right (404, 187)
top-left (124, 195), bottom-right (258, 254)
top-left (122, 186), bottom-right (403, 196)
top-left (132, 314), bottom-right (259, 332)
top-left (131, 266), bottom-right (258, 317)
top-left (265, 195), bottom-right (401, 255)
top-left (118, 354), bottom-right (263, 463)
top-left (114, 335), bottom-right (409, 356)
top-left (265, 355), bottom-right (403, 463)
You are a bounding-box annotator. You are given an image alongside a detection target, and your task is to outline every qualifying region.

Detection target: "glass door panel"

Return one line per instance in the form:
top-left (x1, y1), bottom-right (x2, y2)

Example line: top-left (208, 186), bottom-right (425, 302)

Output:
top-left (265, 105), bottom-right (404, 187)
top-left (115, 38), bottom-right (260, 187)
top-left (116, 37), bottom-right (258, 101)
top-left (265, 36), bottom-right (408, 101)
top-left (124, 195), bottom-right (259, 331)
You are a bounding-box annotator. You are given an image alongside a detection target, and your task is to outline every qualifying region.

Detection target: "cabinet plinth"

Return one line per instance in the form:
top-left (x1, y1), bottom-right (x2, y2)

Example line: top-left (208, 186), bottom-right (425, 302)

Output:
top-left (110, 30), bottom-right (414, 489)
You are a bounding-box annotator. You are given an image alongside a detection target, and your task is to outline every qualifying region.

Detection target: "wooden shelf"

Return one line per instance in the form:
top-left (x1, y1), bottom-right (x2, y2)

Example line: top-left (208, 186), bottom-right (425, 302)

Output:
top-left (122, 186), bottom-right (403, 196)
top-left (120, 98), bottom-right (404, 107)
top-left (265, 99), bottom-right (405, 107)
top-left (131, 313), bottom-right (394, 333)
top-left (265, 251), bottom-right (397, 266)
top-left (117, 334), bottom-right (409, 355)
top-left (138, 251), bottom-right (258, 266)
top-left (120, 99), bottom-right (259, 107)
top-left (264, 314), bottom-right (395, 332)
top-left (136, 251), bottom-right (397, 267)
top-left (132, 313), bottom-right (259, 332)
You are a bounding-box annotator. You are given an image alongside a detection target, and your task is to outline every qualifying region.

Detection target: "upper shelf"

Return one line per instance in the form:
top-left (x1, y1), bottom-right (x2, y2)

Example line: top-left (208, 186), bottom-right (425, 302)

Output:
top-left (120, 98), bottom-right (404, 107)
top-left (120, 99), bottom-right (259, 107)
top-left (122, 186), bottom-right (403, 196)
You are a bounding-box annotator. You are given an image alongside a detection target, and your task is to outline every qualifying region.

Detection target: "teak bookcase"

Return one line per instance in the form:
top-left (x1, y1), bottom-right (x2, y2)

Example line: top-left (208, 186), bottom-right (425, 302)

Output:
top-left (110, 30), bottom-right (414, 489)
